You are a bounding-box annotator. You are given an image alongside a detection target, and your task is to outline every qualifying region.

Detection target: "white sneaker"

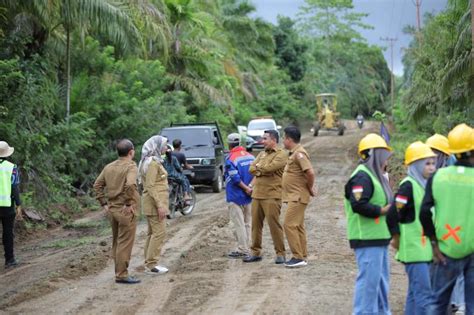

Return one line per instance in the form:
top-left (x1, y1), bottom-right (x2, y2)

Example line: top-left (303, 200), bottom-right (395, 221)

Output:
top-left (284, 258), bottom-right (308, 268)
top-left (146, 265), bottom-right (169, 275)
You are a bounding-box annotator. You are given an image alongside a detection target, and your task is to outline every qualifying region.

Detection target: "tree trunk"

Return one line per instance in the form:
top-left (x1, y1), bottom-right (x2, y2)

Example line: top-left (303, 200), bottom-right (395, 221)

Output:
top-left (66, 28), bottom-right (71, 122)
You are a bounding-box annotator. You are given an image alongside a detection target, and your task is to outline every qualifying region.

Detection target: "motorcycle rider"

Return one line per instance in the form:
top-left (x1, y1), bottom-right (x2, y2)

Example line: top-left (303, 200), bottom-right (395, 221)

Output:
top-left (356, 114), bottom-right (364, 129)
top-left (163, 144), bottom-right (191, 203)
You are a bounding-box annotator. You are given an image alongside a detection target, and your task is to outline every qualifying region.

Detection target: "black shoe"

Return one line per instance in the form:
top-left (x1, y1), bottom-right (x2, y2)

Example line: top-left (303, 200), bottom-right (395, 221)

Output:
top-left (228, 251), bottom-right (247, 258)
top-left (242, 255), bottom-right (262, 263)
top-left (274, 256), bottom-right (286, 264)
top-left (284, 257), bottom-right (307, 268)
top-left (5, 259), bottom-right (18, 268)
top-left (115, 276), bottom-right (141, 284)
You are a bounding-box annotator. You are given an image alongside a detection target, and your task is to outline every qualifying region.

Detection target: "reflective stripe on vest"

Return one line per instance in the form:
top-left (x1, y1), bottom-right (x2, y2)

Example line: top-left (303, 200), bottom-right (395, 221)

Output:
top-left (0, 161), bottom-right (14, 207)
top-left (344, 164), bottom-right (390, 241)
top-left (432, 166), bottom-right (474, 259)
top-left (395, 177), bottom-right (432, 263)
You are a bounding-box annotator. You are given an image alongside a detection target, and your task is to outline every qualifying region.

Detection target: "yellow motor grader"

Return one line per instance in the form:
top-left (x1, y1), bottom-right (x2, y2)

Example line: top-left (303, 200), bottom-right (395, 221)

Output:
top-left (312, 93), bottom-right (345, 136)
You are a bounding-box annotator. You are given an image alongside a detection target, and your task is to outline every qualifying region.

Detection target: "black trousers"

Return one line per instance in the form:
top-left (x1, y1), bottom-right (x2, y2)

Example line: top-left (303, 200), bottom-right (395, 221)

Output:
top-left (1, 214), bottom-right (15, 263)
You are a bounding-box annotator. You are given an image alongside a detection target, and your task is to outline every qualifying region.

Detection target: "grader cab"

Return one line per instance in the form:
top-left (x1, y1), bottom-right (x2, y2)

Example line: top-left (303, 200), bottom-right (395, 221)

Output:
top-left (312, 93), bottom-right (345, 136)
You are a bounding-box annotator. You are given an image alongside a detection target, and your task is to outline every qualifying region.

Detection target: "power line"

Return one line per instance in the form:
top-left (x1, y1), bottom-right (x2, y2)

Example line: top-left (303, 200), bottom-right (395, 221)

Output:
top-left (412, 0), bottom-right (422, 31)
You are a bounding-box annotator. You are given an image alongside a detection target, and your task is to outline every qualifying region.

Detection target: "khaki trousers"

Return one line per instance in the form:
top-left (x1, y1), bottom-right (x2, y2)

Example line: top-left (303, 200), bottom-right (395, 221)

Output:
top-left (251, 198), bottom-right (286, 257)
top-left (109, 209), bottom-right (137, 279)
top-left (228, 203), bottom-right (251, 254)
top-left (144, 215), bottom-right (166, 269)
top-left (283, 201), bottom-right (308, 260)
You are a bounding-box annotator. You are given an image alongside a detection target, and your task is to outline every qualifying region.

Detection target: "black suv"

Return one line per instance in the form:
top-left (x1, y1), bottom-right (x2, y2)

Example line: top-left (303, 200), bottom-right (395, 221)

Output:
top-left (160, 122), bottom-right (225, 193)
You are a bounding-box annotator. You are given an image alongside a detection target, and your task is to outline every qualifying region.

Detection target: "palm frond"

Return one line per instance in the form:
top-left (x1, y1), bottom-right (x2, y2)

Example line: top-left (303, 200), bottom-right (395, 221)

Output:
top-left (168, 74), bottom-right (228, 106)
top-left (441, 50), bottom-right (471, 95)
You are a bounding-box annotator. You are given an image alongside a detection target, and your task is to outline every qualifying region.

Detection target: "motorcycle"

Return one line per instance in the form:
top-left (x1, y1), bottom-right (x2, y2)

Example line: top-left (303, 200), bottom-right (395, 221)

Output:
top-left (167, 170), bottom-right (197, 219)
top-left (356, 116), bottom-right (364, 129)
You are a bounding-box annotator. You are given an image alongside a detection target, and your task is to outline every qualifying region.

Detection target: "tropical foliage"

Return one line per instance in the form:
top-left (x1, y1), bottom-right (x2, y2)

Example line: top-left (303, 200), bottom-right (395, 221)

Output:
top-left (0, 0), bottom-right (391, 209)
top-left (396, 0), bottom-right (473, 134)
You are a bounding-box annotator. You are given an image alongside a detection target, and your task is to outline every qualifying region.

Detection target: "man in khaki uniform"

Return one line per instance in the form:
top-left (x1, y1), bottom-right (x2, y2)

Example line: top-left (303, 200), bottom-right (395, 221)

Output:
top-left (243, 129), bottom-right (288, 264)
top-left (282, 126), bottom-right (315, 268)
top-left (94, 139), bottom-right (140, 284)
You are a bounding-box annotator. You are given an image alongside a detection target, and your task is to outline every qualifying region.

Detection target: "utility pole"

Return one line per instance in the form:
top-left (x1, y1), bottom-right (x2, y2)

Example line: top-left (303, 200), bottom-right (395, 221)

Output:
top-left (413, 0), bottom-right (422, 31)
top-left (381, 37), bottom-right (398, 111)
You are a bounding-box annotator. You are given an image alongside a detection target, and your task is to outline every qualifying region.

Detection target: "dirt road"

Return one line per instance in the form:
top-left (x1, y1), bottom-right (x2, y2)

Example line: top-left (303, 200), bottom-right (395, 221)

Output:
top-left (0, 122), bottom-right (407, 314)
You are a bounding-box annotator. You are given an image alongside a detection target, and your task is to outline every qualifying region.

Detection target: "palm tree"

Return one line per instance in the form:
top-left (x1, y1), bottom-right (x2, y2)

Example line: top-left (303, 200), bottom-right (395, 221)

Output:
top-left (441, 0), bottom-right (472, 101)
top-left (1, 0), bottom-right (141, 121)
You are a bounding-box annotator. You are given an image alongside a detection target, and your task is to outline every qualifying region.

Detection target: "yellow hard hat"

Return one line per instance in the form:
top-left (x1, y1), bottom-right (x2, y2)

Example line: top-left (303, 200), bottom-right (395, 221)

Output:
top-left (448, 123), bottom-right (474, 154)
top-left (426, 134), bottom-right (450, 155)
top-left (358, 133), bottom-right (392, 156)
top-left (405, 141), bottom-right (436, 166)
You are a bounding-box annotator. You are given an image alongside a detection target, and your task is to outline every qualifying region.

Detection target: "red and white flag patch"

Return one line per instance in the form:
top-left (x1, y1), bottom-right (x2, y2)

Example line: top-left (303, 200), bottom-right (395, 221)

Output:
top-left (352, 186), bottom-right (363, 201)
top-left (395, 195), bottom-right (408, 211)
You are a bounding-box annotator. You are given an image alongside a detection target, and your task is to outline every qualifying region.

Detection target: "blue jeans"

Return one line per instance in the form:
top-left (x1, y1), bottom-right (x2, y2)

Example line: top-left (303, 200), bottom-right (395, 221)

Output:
top-left (428, 253), bottom-right (474, 315)
top-left (450, 275), bottom-right (465, 309)
top-left (404, 263), bottom-right (433, 315)
top-left (353, 246), bottom-right (391, 315)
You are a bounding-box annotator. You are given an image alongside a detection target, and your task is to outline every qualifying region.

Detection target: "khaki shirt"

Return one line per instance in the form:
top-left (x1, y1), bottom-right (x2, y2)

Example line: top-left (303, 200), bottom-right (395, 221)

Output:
top-left (282, 144), bottom-right (313, 204)
top-left (93, 158), bottom-right (139, 210)
top-left (142, 160), bottom-right (169, 216)
top-left (249, 147), bottom-right (288, 199)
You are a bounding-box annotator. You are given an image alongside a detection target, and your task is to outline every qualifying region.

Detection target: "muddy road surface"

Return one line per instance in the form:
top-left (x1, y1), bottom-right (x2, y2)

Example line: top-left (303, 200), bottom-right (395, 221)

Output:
top-left (1, 121), bottom-right (407, 314)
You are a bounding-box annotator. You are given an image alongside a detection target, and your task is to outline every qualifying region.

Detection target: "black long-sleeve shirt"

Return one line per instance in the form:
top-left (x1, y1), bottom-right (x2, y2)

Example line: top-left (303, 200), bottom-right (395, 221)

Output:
top-left (0, 159), bottom-right (21, 218)
top-left (420, 160), bottom-right (472, 240)
top-left (344, 170), bottom-right (391, 248)
top-left (387, 181), bottom-right (415, 235)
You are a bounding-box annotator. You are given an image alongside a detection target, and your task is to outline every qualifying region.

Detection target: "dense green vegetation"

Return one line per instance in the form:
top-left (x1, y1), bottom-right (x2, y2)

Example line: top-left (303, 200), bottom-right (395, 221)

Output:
top-left (395, 0), bottom-right (473, 135)
top-left (388, 0), bottom-right (472, 171)
top-left (0, 0), bottom-right (390, 210)
top-left (1, 0), bottom-right (469, 214)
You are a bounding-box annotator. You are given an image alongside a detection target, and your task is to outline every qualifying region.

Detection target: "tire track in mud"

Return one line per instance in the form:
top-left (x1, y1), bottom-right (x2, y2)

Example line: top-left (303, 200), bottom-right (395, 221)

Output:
top-left (2, 190), bottom-right (230, 314)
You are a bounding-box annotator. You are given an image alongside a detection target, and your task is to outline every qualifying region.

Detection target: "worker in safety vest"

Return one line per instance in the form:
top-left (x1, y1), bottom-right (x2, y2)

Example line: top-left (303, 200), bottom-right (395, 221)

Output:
top-left (426, 134), bottom-right (450, 169)
top-left (0, 141), bottom-right (22, 268)
top-left (426, 133), bottom-right (465, 314)
top-left (420, 123), bottom-right (474, 314)
top-left (344, 133), bottom-right (393, 315)
top-left (387, 142), bottom-right (436, 314)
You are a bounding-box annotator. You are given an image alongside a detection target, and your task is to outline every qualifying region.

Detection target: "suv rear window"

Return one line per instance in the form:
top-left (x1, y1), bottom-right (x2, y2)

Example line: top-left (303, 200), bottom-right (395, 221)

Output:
top-left (162, 128), bottom-right (212, 147)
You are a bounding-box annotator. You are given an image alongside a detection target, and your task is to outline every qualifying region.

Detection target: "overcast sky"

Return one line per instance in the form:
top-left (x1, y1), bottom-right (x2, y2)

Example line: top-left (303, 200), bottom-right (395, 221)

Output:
top-left (252, 0), bottom-right (448, 75)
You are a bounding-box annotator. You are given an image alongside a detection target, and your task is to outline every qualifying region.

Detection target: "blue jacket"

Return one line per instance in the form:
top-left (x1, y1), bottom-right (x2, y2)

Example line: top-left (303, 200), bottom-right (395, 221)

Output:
top-left (224, 146), bottom-right (255, 205)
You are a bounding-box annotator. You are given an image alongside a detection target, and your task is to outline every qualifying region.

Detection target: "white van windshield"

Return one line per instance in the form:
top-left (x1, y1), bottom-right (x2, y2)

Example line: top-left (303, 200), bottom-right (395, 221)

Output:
top-left (248, 121), bottom-right (275, 130)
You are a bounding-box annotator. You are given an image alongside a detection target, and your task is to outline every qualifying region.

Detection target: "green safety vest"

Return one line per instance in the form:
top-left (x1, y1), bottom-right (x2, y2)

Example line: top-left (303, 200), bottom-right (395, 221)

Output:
top-left (395, 177), bottom-right (432, 263)
top-left (344, 164), bottom-right (390, 241)
top-left (0, 160), bottom-right (14, 207)
top-left (432, 165), bottom-right (474, 259)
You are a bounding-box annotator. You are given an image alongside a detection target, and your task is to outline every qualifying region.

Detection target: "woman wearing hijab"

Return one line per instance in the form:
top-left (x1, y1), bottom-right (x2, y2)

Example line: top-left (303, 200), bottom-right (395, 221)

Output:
top-left (138, 135), bottom-right (169, 275)
top-left (387, 142), bottom-right (436, 315)
top-left (344, 133), bottom-right (393, 315)
top-left (426, 134), bottom-right (450, 169)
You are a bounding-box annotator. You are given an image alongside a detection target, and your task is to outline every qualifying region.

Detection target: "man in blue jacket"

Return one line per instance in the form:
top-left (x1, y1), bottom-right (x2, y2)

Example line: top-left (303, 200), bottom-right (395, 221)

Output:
top-left (224, 133), bottom-right (255, 258)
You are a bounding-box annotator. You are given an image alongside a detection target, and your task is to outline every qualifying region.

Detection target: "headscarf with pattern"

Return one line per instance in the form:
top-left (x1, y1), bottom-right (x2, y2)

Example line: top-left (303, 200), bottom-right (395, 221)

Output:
top-left (138, 135), bottom-right (167, 184)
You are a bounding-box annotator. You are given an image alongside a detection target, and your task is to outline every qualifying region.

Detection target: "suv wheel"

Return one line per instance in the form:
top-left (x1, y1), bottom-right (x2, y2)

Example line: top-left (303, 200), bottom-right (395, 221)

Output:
top-left (212, 170), bottom-right (223, 193)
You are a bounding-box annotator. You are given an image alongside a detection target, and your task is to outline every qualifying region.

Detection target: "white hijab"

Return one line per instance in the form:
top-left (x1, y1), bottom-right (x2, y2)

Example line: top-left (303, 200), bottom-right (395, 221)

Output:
top-left (138, 135), bottom-right (167, 184)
